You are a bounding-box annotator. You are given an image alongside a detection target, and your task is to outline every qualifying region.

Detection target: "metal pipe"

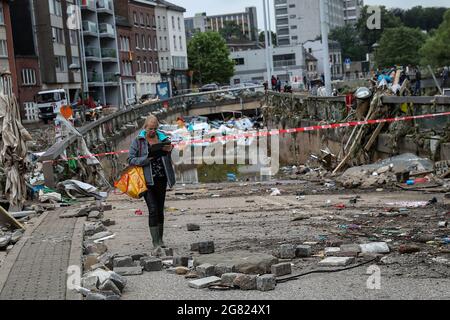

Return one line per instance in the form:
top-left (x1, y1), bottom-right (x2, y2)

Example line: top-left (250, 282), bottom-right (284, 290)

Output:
top-left (320, 0), bottom-right (332, 96)
top-left (262, 0), bottom-right (272, 83)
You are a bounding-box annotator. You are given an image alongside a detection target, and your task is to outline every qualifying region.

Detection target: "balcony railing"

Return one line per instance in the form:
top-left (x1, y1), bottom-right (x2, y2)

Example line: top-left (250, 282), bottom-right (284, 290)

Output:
top-left (85, 47), bottom-right (101, 58)
top-left (101, 48), bottom-right (117, 58)
top-left (273, 59), bottom-right (296, 68)
top-left (87, 72), bottom-right (102, 82)
top-left (97, 0), bottom-right (113, 11)
top-left (103, 72), bottom-right (119, 82)
top-left (81, 0), bottom-right (96, 10)
top-left (99, 23), bottom-right (114, 36)
top-left (83, 21), bottom-right (98, 33)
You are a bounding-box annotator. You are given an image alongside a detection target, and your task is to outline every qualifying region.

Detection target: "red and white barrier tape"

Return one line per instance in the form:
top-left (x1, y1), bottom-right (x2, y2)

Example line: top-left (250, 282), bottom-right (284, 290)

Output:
top-left (42, 111), bottom-right (450, 164)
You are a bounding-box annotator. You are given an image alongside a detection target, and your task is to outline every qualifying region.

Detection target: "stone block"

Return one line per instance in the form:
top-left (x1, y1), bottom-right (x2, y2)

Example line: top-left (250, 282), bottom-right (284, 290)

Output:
top-left (256, 274), bottom-right (276, 292)
top-left (83, 255), bottom-right (100, 270)
top-left (271, 263), bottom-right (292, 277)
top-left (215, 263), bottom-right (235, 277)
top-left (339, 244), bottom-right (361, 256)
top-left (279, 244), bottom-right (296, 259)
top-left (113, 266), bottom-right (143, 276)
top-left (88, 210), bottom-right (103, 220)
top-left (221, 273), bottom-right (240, 287)
top-left (173, 256), bottom-right (190, 267)
top-left (318, 257), bottom-right (355, 266)
top-left (163, 248), bottom-right (174, 257)
top-left (233, 274), bottom-right (257, 290)
top-left (131, 253), bottom-right (146, 261)
top-left (196, 263), bottom-right (215, 278)
top-left (359, 242), bottom-right (390, 254)
top-left (98, 279), bottom-right (121, 296)
top-left (113, 256), bottom-right (134, 268)
top-left (140, 257), bottom-right (162, 271)
top-left (188, 276), bottom-right (221, 289)
top-left (295, 245), bottom-right (312, 258)
top-left (198, 241), bottom-right (215, 254)
top-left (187, 224), bottom-right (200, 231)
top-left (87, 231), bottom-right (113, 241)
top-left (324, 247), bottom-right (341, 256)
top-left (108, 272), bottom-right (127, 292)
top-left (84, 243), bottom-right (108, 255)
top-left (190, 243), bottom-right (200, 251)
top-left (81, 275), bottom-right (99, 291)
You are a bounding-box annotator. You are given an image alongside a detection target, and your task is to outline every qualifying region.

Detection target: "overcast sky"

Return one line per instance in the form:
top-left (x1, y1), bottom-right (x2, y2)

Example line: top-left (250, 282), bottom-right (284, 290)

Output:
top-left (176, 0), bottom-right (450, 30)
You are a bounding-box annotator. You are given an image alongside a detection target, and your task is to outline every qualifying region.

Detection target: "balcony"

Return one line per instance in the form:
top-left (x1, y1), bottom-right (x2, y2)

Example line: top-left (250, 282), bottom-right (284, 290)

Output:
top-left (273, 59), bottom-right (296, 68)
top-left (101, 48), bottom-right (117, 60)
top-left (99, 23), bottom-right (115, 37)
top-left (97, 0), bottom-right (113, 14)
top-left (87, 71), bottom-right (102, 83)
top-left (103, 72), bottom-right (119, 84)
top-left (81, 0), bottom-right (96, 11)
top-left (83, 21), bottom-right (98, 36)
top-left (85, 47), bottom-right (101, 61)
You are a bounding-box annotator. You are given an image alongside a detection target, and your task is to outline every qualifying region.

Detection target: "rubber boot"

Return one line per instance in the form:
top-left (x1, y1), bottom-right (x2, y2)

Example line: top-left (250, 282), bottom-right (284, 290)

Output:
top-left (158, 224), bottom-right (166, 248)
top-left (149, 226), bottom-right (160, 249)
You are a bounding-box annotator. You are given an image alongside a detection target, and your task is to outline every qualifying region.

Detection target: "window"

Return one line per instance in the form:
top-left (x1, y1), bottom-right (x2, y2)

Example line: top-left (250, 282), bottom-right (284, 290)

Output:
top-left (179, 36), bottom-right (182, 50)
top-left (140, 13), bottom-right (144, 26)
top-left (137, 58), bottom-right (141, 73)
top-left (159, 36), bottom-right (162, 50)
top-left (55, 56), bottom-right (67, 72)
top-left (143, 58), bottom-right (147, 73)
top-left (173, 36), bottom-right (176, 50)
top-left (276, 18), bottom-right (288, 25)
top-left (0, 4), bottom-right (4, 25)
top-left (177, 17), bottom-right (181, 30)
top-left (154, 37), bottom-right (158, 51)
top-left (21, 69), bottom-right (36, 85)
top-left (290, 25), bottom-right (297, 29)
top-left (52, 27), bottom-right (65, 44)
top-left (289, 4), bottom-right (296, 8)
top-left (233, 58), bottom-right (244, 65)
top-left (162, 16), bottom-right (166, 30)
top-left (289, 15), bottom-right (296, 19)
top-left (155, 61), bottom-right (159, 73)
top-left (172, 16), bottom-right (175, 29)
top-left (49, 0), bottom-right (62, 16)
top-left (142, 35), bottom-right (146, 49)
top-left (149, 59), bottom-right (153, 73)
top-left (134, 12), bottom-right (138, 25)
top-left (291, 36), bottom-right (298, 40)
top-left (164, 36), bottom-right (167, 50)
top-left (0, 40), bottom-right (7, 57)
top-left (152, 16), bottom-right (156, 28)
top-left (148, 36), bottom-right (152, 50)
top-left (69, 30), bottom-right (78, 45)
top-left (135, 34), bottom-right (140, 49)
top-left (157, 16), bottom-right (161, 29)
top-left (147, 14), bottom-right (151, 27)
top-left (275, 8), bottom-right (288, 15)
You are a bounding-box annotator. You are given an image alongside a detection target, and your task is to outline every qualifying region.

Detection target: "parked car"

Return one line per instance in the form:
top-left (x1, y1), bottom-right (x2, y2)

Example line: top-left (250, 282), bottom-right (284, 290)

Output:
top-left (199, 83), bottom-right (219, 92)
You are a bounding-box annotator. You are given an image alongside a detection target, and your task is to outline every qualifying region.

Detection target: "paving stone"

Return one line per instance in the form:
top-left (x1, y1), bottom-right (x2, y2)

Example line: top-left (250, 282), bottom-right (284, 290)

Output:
top-left (187, 224), bottom-right (200, 231)
top-left (215, 263), bottom-right (235, 277)
top-left (198, 241), bottom-right (215, 254)
top-left (279, 244), bottom-right (296, 259)
top-left (325, 247), bottom-right (341, 256)
top-left (256, 274), bottom-right (276, 291)
top-left (295, 245), bottom-right (312, 258)
top-left (81, 275), bottom-right (99, 291)
top-left (113, 256), bottom-right (134, 268)
top-left (88, 211), bottom-right (103, 220)
top-left (173, 256), bottom-right (190, 267)
top-left (140, 257), bottom-right (162, 271)
top-left (196, 263), bottom-right (216, 278)
top-left (359, 242), bottom-right (390, 254)
top-left (318, 257), bottom-right (355, 266)
top-left (113, 266), bottom-right (143, 276)
top-left (84, 255), bottom-right (100, 270)
top-left (190, 242), bottom-right (200, 251)
top-left (188, 276), bottom-right (221, 289)
top-left (84, 243), bottom-right (108, 255)
top-left (233, 274), bottom-right (257, 290)
top-left (0, 235), bottom-right (11, 249)
top-left (108, 272), bottom-right (127, 292)
top-left (271, 263), bottom-right (292, 277)
top-left (131, 253), bottom-right (147, 261)
top-left (166, 267), bottom-right (177, 274)
top-left (98, 279), bottom-right (121, 295)
top-left (10, 230), bottom-right (24, 244)
top-left (221, 273), bottom-right (240, 287)
top-left (87, 231), bottom-right (113, 241)
top-left (339, 244), bottom-right (361, 256)
top-left (101, 219), bottom-right (116, 227)
top-left (84, 222), bottom-right (106, 237)
top-left (98, 253), bottom-right (115, 269)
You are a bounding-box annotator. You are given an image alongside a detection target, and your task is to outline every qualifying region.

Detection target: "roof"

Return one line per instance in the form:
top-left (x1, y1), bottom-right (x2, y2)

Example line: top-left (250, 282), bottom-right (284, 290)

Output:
top-left (156, 0), bottom-right (186, 12)
top-left (305, 52), bottom-right (317, 62)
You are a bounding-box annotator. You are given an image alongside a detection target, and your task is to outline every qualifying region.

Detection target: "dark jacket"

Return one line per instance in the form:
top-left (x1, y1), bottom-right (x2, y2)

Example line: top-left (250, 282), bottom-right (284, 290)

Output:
top-left (128, 130), bottom-right (176, 189)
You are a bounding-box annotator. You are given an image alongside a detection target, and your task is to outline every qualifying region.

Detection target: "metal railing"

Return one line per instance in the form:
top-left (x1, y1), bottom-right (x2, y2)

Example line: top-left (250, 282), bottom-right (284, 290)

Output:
top-left (81, 0), bottom-right (96, 10)
top-left (103, 72), bottom-right (119, 82)
top-left (273, 59), bottom-right (296, 68)
top-left (97, 0), bottom-right (113, 11)
top-left (85, 47), bottom-right (101, 58)
top-left (101, 48), bottom-right (117, 59)
top-left (83, 21), bottom-right (98, 33)
top-left (99, 23), bottom-right (114, 35)
top-left (87, 72), bottom-right (102, 82)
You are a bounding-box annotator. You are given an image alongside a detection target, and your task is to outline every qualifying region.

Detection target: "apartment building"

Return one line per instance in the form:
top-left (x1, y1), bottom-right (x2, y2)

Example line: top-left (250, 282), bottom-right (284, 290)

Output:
top-left (0, 0), bottom-right (16, 97)
top-left (343, 0), bottom-right (364, 25)
top-left (81, 0), bottom-right (121, 107)
top-left (115, 0), bottom-right (161, 102)
top-left (304, 39), bottom-right (343, 80)
top-left (275, 0), bottom-right (345, 46)
top-left (185, 7), bottom-right (258, 42)
top-left (155, 0), bottom-right (188, 92)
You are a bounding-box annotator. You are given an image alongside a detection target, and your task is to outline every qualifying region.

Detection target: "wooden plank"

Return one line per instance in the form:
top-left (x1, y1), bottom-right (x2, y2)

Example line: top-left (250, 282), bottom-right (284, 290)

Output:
top-left (0, 206), bottom-right (25, 230)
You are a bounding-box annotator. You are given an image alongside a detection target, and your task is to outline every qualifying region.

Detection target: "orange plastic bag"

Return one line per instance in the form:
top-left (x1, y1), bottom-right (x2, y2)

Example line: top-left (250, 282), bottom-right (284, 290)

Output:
top-left (114, 166), bottom-right (148, 199)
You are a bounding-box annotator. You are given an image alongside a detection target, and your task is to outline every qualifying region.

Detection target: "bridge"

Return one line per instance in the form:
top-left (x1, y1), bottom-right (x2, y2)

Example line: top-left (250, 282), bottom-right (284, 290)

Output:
top-left (39, 87), bottom-right (450, 188)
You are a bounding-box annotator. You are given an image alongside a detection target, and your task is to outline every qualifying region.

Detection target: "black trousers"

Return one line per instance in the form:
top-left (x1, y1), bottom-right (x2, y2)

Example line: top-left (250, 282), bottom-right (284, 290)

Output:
top-left (143, 177), bottom-right (167, 227)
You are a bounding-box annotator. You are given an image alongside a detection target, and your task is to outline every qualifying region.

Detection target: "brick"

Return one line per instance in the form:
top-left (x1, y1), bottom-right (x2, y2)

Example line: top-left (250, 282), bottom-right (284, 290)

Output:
top-left (188, 276), bottom-right (221, 289)
top-left (196, 263), bottom-right (215, 278)
top-left (279, 244), bottom-right (296, 259)
top-left (187, 224), bottom-right (200, 231)
top-left (215, 263), bottom-right (235, 277)
top-left (140, 257), bottom-right (162, 271)
top-left (173, 256), bottom-right (190, 267)
top-left (271, 263), bottom-right (292, 277)
top-left (318, 257), bottom-right (355, 266)
top-left (221, 273), bottom-right (240, 287)
top-left (198, 241), bottom-right (214, 254)
top-left (113, 266), bottom-right (143, 276)
top-left (113, 256), bottom-right (134, 268)
top-left (295, 245), bottom-right (312, 257)
top-left (256, 274), bottom-right (276, 291)
top-left (233, 274), bottom-right (257, 290)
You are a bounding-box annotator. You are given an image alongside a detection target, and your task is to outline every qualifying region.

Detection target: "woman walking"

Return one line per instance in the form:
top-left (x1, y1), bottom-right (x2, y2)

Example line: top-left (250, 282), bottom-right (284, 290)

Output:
top-left (128, 115), bottom-right (176, 249)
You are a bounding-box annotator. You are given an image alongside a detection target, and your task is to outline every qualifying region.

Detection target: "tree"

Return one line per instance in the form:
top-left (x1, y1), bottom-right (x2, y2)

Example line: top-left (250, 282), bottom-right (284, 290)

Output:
top-left (375, 26), bottom-right (427, 68)
top-left (420, 9), bottom-right (450, 67)
top-left (187, 32), bottom-right (235, 85)
top-left (258, 30), bottom-right (277, 46)
top-left (329, 25), bottom-right (366, 61)
top-left (392, 6), bottom-right (448, 32)
top-left (219, 21), bottom-right (245, 41)
top-left (356, 6), bottom-right (403, 52)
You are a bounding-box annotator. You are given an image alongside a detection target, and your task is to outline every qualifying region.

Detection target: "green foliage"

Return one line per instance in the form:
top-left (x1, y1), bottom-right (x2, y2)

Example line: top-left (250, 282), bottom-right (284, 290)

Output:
top-left (419, 9), bottom-right (450, 67)
top-left (219, 21), bottom-right (245, 41)
top-left (329, 25), bottom-right (366, 61)
top-left (356, 5), bottom-right (403, 52)
top-left (375, 26), bottom-right (427, 68)
top-left (259, 31), bottom-right (277, 46)
top-left (187, 32), bottom-right (235, 85)
top-left (392, 6), bottom-right (448, 32)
